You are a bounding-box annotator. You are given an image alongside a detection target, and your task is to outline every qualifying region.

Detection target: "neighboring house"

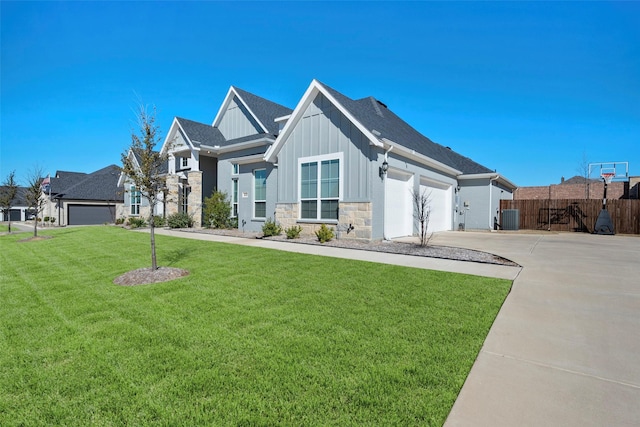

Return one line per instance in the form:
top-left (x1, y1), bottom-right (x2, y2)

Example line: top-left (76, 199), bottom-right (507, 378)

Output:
top-left (514, 175), bottom-right (632, 200)
top-left (118, 148), bottom-right (169, 222)
top-left (1, 186), bottom-right (30, 221)
top-left (162, 79), bottom-right (516, 238)
top-left (46, 165), bottom-right (124, 225)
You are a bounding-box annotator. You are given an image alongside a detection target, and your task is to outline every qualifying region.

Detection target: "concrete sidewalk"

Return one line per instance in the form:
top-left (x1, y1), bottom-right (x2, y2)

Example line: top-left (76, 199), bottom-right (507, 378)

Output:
top-left (439, 232), bottom-right (640, 426)
top-left (149, 228), bottom-right (521, 280)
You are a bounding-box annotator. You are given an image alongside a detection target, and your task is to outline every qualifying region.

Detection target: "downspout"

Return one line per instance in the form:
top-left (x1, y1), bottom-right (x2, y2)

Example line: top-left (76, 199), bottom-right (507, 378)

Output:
top-left (489, 175), bottom-right (499, 231)
top-left (382, 145), bottom-right (394, 240)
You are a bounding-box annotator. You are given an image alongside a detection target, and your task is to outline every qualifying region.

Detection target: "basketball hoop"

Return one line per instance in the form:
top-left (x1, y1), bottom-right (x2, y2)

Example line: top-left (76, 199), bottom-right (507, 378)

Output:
top-left (601, 172), bottom-right (615, 184)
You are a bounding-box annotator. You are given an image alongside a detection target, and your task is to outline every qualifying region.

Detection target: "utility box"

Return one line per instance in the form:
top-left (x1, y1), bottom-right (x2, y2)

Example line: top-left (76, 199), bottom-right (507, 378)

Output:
top-left (502, 209), bottom-right (520, 231)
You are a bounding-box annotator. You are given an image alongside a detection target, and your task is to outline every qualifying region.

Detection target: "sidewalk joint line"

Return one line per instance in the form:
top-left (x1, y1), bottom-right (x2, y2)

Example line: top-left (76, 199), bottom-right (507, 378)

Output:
top-left (483, 350), bottom-right (640, 390)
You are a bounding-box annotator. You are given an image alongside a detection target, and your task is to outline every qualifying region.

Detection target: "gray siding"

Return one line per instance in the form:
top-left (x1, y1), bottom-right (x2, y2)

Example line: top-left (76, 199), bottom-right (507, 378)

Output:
top-left (459, 179), bottom-right (490, 230)
top-left (200, 155), bottom-right (217, 201)
top-left (276, 93), bottom-right (374, 203)
top-left (218, 97), bottom-right (262, 140)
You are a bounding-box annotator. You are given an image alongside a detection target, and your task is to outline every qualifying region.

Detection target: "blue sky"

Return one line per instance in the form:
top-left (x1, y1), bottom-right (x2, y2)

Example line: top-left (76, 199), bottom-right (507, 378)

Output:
top-left (1, 1), bottom-right (638, 187)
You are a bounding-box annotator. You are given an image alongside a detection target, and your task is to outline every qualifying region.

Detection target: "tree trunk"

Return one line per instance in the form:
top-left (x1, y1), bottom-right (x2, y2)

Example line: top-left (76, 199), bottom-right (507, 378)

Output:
top-left (33, 218), bottom-right (38, 237)
top-left (150, 215), bottom-right (157, 270)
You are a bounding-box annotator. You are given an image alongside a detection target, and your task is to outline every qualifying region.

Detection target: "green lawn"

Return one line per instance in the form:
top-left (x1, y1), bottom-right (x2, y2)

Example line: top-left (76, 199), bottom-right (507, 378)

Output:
top-left (0, 224), bottom-right (8, 233)
top-left (0, 227), bottom-right (511, 426)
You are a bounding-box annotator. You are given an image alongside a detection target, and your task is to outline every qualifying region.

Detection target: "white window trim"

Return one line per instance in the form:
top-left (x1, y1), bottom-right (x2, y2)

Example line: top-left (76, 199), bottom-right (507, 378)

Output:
top-left (130, 185), bottom-right (140, 216)
top-left (232, 163), bottom-right (239, 175)
top-left (253, 168), bottom-right (267, 219)
top-left (297, 152), bottom-right (344, 221)
top-left (181, 156), bottom-right (189, 168)
top-left (231, 178), bottom-right (239, 218)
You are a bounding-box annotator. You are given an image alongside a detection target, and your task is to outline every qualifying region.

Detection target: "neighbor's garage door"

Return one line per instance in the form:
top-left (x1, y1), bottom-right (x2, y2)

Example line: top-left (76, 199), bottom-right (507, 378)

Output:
top-left (68, 205), bottom-right (114, 225)
top-left (420, 177), bottom-right (452, 233)
top-left (3, 209), bottom-right (21, 221)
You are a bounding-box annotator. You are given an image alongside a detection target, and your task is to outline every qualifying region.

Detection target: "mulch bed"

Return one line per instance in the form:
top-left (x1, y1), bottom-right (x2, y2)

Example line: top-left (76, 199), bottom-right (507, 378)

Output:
top-left (114, 267), bottom-right (189, 286)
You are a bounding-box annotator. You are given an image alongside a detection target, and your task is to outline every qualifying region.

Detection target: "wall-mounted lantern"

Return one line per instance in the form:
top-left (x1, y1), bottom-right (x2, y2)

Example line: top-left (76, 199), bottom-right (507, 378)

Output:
top-left (379, 160), bottom-right (389, 178)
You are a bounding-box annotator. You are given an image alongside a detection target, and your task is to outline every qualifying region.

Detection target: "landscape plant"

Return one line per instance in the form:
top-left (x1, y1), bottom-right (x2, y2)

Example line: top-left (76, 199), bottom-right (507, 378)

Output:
top-left (0, 226), bottom-right (511, 426)
top-left (203, 190), bottom-right (232, 228)
top-left (285, 225), bottom-right (303, 239)
top-left (167, 212), bottom-right (193, 229)
top-left (120, 104), bottom-right (170, 270)
top-left (0, 170), bottom-right (18, 232)
top-left (412, 188), bottom-right (432, 247)
top-left (315, 223), bottom-right (334, 243)
top-left (261, 217), bottom-right (282, 237)
top-left (24, 166), bottom-right (47, 238)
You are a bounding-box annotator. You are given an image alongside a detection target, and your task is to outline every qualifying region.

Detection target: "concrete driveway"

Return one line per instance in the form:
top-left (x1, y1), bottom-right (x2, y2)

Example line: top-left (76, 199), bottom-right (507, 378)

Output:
top-left (438, 231), bottom-right (640, 426)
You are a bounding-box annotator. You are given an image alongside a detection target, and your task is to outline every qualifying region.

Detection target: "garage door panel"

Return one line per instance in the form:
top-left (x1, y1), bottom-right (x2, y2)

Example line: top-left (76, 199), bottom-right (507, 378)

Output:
top-left (385, 171), bottom-right (414, 239)
top-left (68, 205), bottom-right (115, 225)
top-left (420, 179), bottom-right (452, 233)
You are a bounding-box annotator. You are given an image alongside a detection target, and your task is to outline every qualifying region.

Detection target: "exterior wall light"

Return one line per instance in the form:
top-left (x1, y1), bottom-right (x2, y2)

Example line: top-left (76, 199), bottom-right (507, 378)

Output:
top-left (379, 160), bottom-right (389, 178)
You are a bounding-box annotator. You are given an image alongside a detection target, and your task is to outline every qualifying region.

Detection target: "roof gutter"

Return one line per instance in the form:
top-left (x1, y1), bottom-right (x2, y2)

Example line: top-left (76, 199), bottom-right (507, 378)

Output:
top-left (380, 138), bottom-right (461, 176)
top-left (200, 137), bottom-right (273, 155)
top-left (457, 173), bottom-right (517, 191)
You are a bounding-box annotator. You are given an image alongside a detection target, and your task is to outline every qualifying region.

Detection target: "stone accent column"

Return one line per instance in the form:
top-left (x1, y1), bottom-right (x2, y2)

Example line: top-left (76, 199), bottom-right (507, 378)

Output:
top-left (165, 174), bottom-right (179, 218)
top-left (187, 171), bottom-right (203, 228)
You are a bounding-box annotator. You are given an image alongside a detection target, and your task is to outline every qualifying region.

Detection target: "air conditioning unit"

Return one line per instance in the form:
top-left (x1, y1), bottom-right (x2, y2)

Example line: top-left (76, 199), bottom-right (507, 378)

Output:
top-left (501, 209), bottom-right (520, 231)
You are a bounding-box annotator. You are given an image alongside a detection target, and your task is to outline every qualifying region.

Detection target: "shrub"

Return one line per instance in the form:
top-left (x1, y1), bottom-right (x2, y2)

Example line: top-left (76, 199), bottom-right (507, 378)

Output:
top-left (203, 190), bottom-right (232, 229)
top-left (127, 217), bottom-right (147, 228)
top-left (152, 215), bottom-right (165, 227)
top-left (115, 217), bottom-right (125, 225)
top-left (44, 216), bottom-right (50, 222)
top-left (167, 212), bottom-right (193, 229)
top-left (285, 225), bottom-right (303, 239)
top-left (49, 217), bottom-right (55, 224)
top-left (262, 218), bottom-right (282, 237)
top-left (315, 224), bottom-right (334, 243)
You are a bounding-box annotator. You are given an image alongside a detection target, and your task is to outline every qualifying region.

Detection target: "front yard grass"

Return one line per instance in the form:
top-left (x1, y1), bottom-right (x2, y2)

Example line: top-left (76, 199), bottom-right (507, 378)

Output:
top-left (0, 226), bottom-right (511, 426)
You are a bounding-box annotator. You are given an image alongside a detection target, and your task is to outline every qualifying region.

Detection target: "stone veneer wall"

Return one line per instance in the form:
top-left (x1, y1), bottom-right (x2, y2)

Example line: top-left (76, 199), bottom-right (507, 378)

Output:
top-left (275, 202), bottom-right (372, 241)
top-left (165, 174), bottom-right (179, 218)
top-left (187, 171), bottom-right (203, 227)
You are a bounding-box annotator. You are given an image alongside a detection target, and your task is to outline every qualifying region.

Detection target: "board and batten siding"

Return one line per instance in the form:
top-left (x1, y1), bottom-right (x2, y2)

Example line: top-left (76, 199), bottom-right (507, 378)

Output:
top-left (217, 97), bottom-right (263, 141)
top-left (276, 93), bottom-right (373, 203)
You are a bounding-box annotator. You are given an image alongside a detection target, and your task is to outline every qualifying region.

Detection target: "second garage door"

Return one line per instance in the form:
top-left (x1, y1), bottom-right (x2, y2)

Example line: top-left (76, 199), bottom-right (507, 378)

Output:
top-left (68, 204), bottom-right (115, 225)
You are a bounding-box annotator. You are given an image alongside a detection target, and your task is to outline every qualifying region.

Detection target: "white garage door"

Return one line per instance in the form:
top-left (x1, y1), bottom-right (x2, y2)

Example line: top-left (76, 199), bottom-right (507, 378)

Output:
top-left (420, 177), bottom-right (452, 233)
top-left (384, 170), bottom-right (414, 239)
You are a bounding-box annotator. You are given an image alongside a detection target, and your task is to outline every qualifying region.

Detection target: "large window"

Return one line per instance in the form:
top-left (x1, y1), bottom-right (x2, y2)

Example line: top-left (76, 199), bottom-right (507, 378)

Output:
top-left (130, 185), bottom-right (140, 215)
top-left (232, 178), bottom-right (239, 218)
top-left (300, 155), bottom-right (341, 221)
top-left (254, 169), bottom-right (266, 218)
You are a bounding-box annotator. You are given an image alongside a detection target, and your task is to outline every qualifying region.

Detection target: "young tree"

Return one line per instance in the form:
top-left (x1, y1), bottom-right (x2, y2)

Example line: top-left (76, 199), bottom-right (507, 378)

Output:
top-left (121, 105), bottom-right (170, 270)
top-left (25, 166), bottom-right (46, 237)
top-left (0, 170), bottom-right (18, 232)
top-left (203, 190), bottom-right (231, 229)
top-left (576, 151), bottom-right (590, 199)
top-left (412, 188), bottom-right (432, 247)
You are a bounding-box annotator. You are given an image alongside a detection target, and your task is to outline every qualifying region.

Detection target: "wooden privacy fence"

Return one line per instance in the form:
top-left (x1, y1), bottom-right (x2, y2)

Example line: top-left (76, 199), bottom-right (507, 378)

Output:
top-left (500, 199), bottom-right (640, 235)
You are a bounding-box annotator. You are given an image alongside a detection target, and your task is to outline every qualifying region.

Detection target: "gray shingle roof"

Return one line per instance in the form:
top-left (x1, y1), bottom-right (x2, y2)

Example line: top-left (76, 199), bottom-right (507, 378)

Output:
top-left (51, 165), bottom-right (123, 202)
top-left (0, 186), bottom-right (28, 206)
top-left (176, 117), bottom-right (225, 148)
top-left (233, 87), bottom-right (293, 135)
top-left (317, 81), bottom-right (493, 175)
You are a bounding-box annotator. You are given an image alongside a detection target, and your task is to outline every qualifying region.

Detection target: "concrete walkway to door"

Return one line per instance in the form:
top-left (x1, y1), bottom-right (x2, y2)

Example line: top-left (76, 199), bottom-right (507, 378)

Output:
top-left (437, 231), bottom-right (640, 426)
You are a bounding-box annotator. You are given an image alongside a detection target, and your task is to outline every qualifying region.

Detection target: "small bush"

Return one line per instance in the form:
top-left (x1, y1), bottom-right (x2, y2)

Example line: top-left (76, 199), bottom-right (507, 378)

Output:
top-left (152, 215), bottom-right (165, 227)
top-left (229, 217), bottom-right (238, 229)
top-left (115, 217), bottom-right (125, 225)
top-left (167, 212), bottom-right (193, 229)
top-left (262, 218), bottom-right (282, 237)
top-left (127, 217), bottom-right (147, 228)
top-left (285, 225), bottom-right (303, 239)
top-left (203, 190), bottom-right (232, 229)
top-left (315, 224), bottom-right (334, 243)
